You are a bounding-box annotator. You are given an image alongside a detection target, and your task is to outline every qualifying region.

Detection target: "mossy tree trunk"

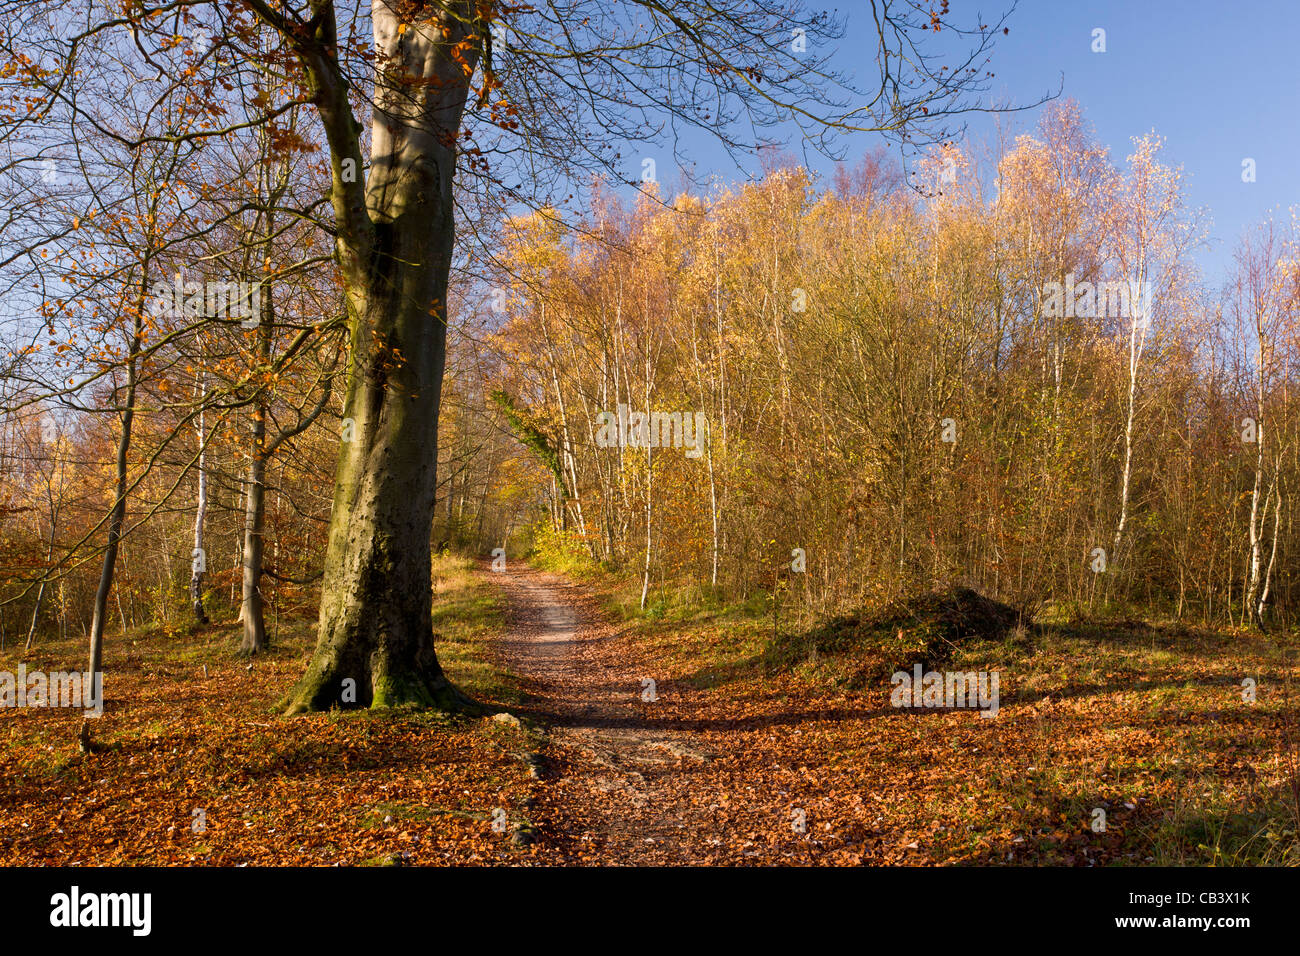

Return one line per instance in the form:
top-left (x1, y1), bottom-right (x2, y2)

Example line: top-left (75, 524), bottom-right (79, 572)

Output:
top-left (276, 2), bottom-right (479, 713)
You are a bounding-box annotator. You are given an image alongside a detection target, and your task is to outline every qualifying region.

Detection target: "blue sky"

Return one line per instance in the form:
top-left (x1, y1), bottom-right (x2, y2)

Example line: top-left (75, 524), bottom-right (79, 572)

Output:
top-left (654, 0), bottom-right (1299, 289)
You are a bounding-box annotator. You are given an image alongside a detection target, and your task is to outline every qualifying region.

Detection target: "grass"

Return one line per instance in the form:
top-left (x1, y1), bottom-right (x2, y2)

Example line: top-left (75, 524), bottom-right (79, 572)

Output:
top-left (431, 551), bottom-right (523, 705)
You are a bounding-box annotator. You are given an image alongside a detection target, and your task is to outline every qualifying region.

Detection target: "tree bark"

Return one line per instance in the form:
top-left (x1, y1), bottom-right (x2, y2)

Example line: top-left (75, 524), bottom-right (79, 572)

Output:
top-left (280, 2), bottom-right (478, 712)
top-left (239, 406), bottom-right (268, 654)
top-left (88, 297), bottom-right (144, 680)
top-left (190, 380), bottom-right (210, 625)
top-left (240, 178), bottom-right (278, 655)
top-left (1113, 268), bottom-right (1148, 577)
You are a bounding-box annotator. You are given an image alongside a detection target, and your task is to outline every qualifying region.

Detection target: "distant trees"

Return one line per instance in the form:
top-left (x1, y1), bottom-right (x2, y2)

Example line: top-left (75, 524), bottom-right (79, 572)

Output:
top-left (479, 102), bottom-right (1300, 627)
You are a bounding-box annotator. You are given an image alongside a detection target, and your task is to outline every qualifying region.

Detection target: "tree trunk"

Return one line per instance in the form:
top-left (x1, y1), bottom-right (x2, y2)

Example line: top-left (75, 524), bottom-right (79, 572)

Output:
top-left (239, 412), bottom-right (268, 654)
top-left (190, 382), bottom-right (210, 624)
top-left (1258, 485), bottom-right (1281, 623)
top-left (88, 302), bottom-right (144, 680)
top-left (280, 4), bottom-right (478, 713)
top-left (1112, 290), bottom-right (1147, 576)
top-left (280, 270), bottom-right (462, 711)
top-left (240, 188), bottom-right (277, 654)
top-left (24, 580), bottom-right (47, 650)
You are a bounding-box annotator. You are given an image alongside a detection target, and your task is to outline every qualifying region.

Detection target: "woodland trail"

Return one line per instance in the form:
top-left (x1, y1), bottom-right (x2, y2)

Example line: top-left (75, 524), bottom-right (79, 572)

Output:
top-left (490, 565), bottom-right (727, 864)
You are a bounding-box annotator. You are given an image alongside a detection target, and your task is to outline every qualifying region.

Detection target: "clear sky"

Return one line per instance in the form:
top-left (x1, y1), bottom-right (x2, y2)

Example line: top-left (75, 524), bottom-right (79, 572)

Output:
top-left (652, 0), bottom-right (1300, 290)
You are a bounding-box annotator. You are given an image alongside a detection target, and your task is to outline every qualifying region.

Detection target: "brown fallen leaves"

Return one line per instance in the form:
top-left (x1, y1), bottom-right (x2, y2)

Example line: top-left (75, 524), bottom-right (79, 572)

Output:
top-left (494, 567), bottom-right (1300, 866)
top-left (0, 623), bottom-right (538, 866)
top-left (2, 566), bottom-right (1297, 867)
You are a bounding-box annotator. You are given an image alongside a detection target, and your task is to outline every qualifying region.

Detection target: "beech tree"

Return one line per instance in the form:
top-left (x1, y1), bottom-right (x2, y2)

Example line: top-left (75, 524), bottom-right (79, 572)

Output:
top-left (239, 0), bottom-right (1018, 712)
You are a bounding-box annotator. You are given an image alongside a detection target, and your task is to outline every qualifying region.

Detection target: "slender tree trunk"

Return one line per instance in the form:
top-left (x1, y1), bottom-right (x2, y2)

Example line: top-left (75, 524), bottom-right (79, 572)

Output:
top-left (1113, 299), bottom-right (1147, 573)
top-left (540, 302), bottom-right (587, 540)
top-left (1245, 466), bottom-right (1267, 621)
top-left (88, 300), bottom-right (144, 680)
top-left (640, 438), bottom-right (652, 610)
top-left (240, 411), bottom-right (268, 654)
top-left (233, 482), bottom-right (245, 612)
top-left (639, 348), bottom-right (653, 610)
top-left (1259, 485), bottom-right (1281, 622)
top-left (190, 381), bottom-right (210, 624)
top-left (25, 486), bottom-right (56, 650)
top-left (1242, 316), bottom-right (1268, 623)
top-left (24, 580), bottom-right (47, 650)
top-left (240, 185), bottom-right (278, 654)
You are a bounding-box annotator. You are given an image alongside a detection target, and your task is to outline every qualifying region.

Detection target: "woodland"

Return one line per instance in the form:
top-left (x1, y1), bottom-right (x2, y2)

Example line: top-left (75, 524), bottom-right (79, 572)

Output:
top-left (0, 1), bottom-right (1295, 868)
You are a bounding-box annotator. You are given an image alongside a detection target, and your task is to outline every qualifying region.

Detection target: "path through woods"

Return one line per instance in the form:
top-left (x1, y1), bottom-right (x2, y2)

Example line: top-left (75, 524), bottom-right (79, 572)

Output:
top-left (492, 566), bottom-right (737, 863)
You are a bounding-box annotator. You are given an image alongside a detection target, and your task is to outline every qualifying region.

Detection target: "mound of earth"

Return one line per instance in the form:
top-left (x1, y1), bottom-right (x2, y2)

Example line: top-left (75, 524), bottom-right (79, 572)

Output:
top-left (778, 586), bottom-right (1024, 685)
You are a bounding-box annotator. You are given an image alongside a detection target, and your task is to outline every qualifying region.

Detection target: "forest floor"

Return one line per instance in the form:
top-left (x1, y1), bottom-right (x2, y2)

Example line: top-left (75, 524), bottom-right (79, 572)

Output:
top-left (0, 556), bottom-right (538, 865)
top-left (1, 554), bottom-right (1298, 865)
top-left (495, 562), bottom-right (1300, 865)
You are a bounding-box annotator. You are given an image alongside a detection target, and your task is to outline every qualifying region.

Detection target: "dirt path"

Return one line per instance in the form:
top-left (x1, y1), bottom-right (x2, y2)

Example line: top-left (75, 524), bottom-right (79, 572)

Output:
top-left (491, 565), bottom-right (723, 864)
